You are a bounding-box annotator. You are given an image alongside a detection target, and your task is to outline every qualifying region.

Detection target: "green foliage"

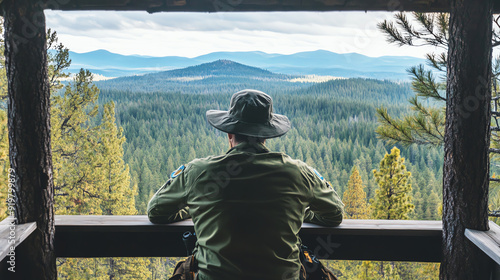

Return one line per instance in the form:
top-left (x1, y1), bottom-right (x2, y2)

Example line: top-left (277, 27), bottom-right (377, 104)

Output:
top-left (376, 12), bottom-right (448, 147)
top-left (371, 147), bottom-right (414, 220)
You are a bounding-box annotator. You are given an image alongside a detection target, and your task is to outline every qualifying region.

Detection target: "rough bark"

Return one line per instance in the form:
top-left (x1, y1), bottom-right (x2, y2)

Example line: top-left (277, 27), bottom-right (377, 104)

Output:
top-left (441, 0), bottom-right (493, 279)
top-left (2, 0), bottom-right (56, 279)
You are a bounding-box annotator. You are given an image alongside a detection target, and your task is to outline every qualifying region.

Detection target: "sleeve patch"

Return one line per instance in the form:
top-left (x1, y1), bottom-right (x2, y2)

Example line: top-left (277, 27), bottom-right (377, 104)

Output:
top-left (171, 165), bottom-right (185, 178)
top-left (313, 168), bottom-right (324, 180)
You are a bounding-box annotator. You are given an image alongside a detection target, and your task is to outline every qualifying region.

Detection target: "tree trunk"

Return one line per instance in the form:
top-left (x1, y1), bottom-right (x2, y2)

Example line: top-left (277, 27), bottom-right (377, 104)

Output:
top-left (441, 0), bottom-right (493, 279)
top-left (2, 0), bottom-right (56, 279)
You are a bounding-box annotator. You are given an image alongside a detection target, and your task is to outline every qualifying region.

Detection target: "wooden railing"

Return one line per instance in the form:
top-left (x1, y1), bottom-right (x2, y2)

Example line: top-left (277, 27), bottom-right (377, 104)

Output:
top-left (8, 216), bottom-right (500, 278)
top-left (53, 216), bottom-right (442, 262)
top-left (1, 214), bottom-right (447, 277)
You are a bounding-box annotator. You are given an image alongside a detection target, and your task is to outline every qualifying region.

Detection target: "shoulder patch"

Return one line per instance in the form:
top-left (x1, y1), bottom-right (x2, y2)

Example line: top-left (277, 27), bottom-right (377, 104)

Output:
top-left (171, 165), bottom-right (185, 178)
top-left (313, 168), bottom-right (324, 180)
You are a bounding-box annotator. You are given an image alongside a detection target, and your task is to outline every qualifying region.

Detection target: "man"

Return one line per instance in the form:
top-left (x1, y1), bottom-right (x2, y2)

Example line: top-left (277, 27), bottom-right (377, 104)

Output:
top-left (148, 89), bottom-right (344, 280)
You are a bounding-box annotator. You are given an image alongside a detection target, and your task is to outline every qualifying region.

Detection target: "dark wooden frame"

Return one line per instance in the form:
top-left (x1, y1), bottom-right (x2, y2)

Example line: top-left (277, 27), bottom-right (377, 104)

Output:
top-left (0, 0), bottom-right (494, 279)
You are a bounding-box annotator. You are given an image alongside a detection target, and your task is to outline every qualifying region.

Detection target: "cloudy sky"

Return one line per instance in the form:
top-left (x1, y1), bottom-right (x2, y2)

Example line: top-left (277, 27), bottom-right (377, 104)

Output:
top-left (44, 10), bottom-right (439, 58)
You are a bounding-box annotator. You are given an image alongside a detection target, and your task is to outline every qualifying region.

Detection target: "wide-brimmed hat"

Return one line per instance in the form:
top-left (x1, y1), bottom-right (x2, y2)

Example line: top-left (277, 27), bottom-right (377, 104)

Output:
top-left (206, 89), bottom-right (291, 138)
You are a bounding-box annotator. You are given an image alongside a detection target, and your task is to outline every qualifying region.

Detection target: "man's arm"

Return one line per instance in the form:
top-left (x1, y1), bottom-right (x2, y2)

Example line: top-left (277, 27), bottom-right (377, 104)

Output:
top-left (147, 165), bottom-right (192, 224)
top-left (304, 169), bottom-right (344, 227)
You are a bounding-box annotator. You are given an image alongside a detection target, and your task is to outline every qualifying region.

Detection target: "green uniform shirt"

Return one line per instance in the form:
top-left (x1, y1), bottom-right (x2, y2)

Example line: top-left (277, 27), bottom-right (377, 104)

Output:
top-left (147, 142), bottom-right (344, 280)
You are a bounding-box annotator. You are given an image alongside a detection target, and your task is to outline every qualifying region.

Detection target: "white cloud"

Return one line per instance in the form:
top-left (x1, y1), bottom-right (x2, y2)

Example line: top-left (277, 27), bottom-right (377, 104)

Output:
top-left (45, 10), bottom-right (437, 58)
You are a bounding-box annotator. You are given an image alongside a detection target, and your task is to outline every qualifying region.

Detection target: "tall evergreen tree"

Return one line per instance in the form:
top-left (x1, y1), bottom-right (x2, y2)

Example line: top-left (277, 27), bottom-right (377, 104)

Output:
top-left (343, 166), bottom-right (370, 219)
top-left (371, 147), bottom-right (414, 220)
top-left (51, 69), bottom-right (102, 214)
top-left (52, 70), bottom-right (152, 279)
top-left (97, 102), bottom-right (137, 215)
top-left (364, 147), bottom-right (415, 279)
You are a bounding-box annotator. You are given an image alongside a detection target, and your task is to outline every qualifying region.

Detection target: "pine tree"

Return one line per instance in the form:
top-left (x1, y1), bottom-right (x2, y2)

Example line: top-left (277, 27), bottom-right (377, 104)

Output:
top-left (51, 69), bottom-right (102, 214)
top-left (343, 166), bottom-right (370, 219)
top-left (53, 71), bottom-right (151, 279)
top-left (97, 102), bottom-right (137, 215)
top-left (371, 147), bottom-right (414, 220)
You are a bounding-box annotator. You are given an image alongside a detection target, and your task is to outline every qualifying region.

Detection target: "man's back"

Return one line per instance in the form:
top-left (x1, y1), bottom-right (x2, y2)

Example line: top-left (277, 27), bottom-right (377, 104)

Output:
top-left (148, 142), bottom-right (344, 280)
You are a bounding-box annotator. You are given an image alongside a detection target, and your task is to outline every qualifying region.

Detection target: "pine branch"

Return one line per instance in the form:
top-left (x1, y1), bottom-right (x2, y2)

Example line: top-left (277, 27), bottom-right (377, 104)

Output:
top-left (375, 107), bottom-right (441, 146)
top-left (377, 20), bottom-right (409, 46)
top-left (426, 52), bottom-right (447, 73)
top-left (414, 12), bottom-right (448, 47)
top-left (408, 65), bottom-right (446, 102)
top-left (412, 113), bottom-right (444, 143)
top-left (430, 109), bottom-right (445, 139)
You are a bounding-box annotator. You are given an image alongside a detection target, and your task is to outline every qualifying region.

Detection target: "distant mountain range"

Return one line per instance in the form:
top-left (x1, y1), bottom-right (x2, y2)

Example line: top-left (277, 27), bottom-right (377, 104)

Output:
top-left (67, 49), bottom-right (426, 80)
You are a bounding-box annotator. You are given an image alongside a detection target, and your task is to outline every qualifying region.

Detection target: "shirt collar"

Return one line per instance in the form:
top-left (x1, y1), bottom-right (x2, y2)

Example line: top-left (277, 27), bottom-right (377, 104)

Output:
top-left (227, 141), bottom-right (270, 155)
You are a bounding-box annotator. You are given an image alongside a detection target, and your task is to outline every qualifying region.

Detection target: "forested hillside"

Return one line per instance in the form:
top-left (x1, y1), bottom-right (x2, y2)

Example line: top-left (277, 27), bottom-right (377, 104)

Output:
top-left (97, 59), bottom-right (308, 94)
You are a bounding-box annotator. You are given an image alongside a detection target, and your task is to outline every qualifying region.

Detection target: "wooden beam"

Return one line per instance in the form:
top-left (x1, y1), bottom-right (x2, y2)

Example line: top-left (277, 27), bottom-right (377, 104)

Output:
top-left (54, 216), bottom-right (442, 262)
top-left (40, 0), bottom-right (500, 13)
top-left (1, 1), bottom-right (56, 279)
top-left (441, 0), bottom-right (493, 279)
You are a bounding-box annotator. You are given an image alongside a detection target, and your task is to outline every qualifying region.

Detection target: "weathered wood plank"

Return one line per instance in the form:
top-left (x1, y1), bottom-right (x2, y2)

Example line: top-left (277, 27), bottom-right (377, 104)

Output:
top-left (55, 215), bottom-right (442, 262)
top-left (465, 221), bottom-right (500, 266)
top-left (56, 215), bottom-right (441, 235)
top-left (0, 222), bottom-right (37, 262)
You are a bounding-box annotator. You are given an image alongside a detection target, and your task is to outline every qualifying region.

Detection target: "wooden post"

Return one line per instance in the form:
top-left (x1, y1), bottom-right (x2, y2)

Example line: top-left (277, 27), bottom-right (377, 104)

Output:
top-left (442, 0), bottom-right (493, 279)
top-left (1, 0), bottom-right (56, 279)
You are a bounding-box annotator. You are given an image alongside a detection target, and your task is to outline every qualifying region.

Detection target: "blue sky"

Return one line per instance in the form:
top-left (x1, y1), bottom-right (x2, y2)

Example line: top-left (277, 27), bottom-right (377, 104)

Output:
top-left (45, 10), bottom-right (439, 58)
